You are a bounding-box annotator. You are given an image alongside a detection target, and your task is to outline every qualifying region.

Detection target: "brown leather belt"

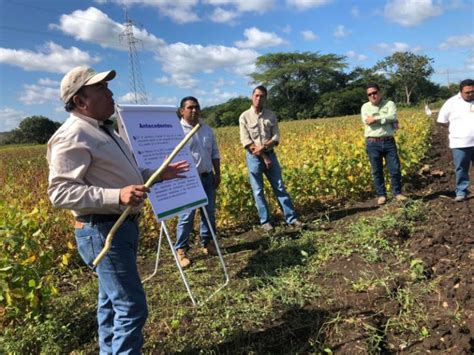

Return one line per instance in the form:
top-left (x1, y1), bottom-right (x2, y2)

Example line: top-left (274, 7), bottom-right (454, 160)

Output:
top-left (74, 213), bottom-right (140, 228)
top-left (366, 136), bottom-right (394, 142)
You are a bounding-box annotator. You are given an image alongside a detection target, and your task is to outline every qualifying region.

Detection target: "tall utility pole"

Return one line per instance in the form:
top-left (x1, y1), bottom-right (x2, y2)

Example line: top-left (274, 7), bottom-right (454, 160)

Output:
top-left (120, 10), bottom-right (148, 104)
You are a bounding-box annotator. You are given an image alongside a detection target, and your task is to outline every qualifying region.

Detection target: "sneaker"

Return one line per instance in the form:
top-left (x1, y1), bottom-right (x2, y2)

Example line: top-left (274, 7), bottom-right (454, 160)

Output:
top-left (202, 242), bottom-right (218, 256)
top-left (395, 194), bottom-right (407, 202)
top-left (176, 248), bottom-right (191, 268)
top-left (377, 196), bottom-right (387, 205)
top-left (290, 219), bottom-right (303, 228)
top-left (261, 222), bottom-right (274, 232)
top-left (454, 195), bottom-right (467, 202)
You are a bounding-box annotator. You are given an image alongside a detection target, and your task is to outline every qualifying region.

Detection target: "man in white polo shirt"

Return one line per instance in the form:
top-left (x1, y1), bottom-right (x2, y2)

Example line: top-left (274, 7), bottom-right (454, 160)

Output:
top-left (175, 96), bottom-right (221, 268)
top-left (437, 79), bottom-right (474, 201)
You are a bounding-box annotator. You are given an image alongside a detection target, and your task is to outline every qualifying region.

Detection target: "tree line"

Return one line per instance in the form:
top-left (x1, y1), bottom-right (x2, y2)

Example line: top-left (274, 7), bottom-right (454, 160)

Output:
top-left (203, 51), bottom-right (457, 127)
top-left (3, 51), bottom-right (459, 144)
top-left (1, 116), bottom-right (61, 145)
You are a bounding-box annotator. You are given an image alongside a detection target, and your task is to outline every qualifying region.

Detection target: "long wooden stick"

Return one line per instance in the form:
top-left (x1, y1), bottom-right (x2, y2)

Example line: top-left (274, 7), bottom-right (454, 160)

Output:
top-left (92, 123), bottom-right (201, 267)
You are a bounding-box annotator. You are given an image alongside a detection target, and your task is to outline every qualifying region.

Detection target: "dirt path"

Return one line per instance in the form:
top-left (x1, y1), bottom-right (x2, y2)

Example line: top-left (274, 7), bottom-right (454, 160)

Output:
top-left (307, 122), bottom-right (474, 353)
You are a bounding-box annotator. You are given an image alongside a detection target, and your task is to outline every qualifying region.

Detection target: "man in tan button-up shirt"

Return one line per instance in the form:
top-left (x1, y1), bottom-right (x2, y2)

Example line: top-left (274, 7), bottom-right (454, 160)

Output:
top-left (47, 66), bottom-right (188, 354)
top-left (239, 85), bottom-right (302, 231)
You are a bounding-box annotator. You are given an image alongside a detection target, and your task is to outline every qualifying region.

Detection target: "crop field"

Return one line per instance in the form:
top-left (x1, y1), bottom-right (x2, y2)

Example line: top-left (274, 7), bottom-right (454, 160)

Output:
top-left (0, 111), bottom-right (436, 352)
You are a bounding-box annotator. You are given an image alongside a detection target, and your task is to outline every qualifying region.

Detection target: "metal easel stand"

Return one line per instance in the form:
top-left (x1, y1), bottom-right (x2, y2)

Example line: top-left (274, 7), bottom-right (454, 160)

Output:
top-left (142, 207), bottom-right (230, 306)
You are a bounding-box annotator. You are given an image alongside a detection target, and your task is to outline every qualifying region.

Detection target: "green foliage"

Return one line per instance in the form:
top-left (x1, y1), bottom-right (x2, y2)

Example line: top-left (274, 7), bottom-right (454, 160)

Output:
top-left (375, 52), bottom-right (434, 105)
top-left (201, 97), bottom-right (251, 127)
top-left (0, 201), bottom-right (58, 323)
top-left (1, 283), bottom-right (97, 353)
top-left (251, 52), bottom-right (347, 119)
top-left (313, 87), bottom-right (366, 118)
top-left (4, 116), bottom-right (61, 145)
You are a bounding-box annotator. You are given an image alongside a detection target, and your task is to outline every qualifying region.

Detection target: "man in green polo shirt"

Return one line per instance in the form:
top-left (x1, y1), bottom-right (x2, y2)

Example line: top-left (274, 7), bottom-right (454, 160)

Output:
top-left (361, 83), bottom-right (407, 205)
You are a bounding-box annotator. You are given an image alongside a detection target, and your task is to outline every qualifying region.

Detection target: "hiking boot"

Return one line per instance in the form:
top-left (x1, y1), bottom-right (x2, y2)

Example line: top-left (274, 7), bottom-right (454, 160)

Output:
top-left (202, 242), bottom-right (218, 256)
top-left (290, 219), bottom-right (303, 228)
top-left (261, 222), bottom-right (274, 232)
top-left (454, 195), bottom-right (467, 202)
top-left (395, 194), bottom-right (407, 202)
top-left (176, 248), bottom-right (191, 268)
top-left (377, 196), bottom-right (387, 205)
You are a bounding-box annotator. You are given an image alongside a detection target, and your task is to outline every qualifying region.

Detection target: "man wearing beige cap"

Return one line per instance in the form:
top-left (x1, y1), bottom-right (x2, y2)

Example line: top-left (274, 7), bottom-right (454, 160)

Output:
top-left (47, 66), bottom-right (189, 353)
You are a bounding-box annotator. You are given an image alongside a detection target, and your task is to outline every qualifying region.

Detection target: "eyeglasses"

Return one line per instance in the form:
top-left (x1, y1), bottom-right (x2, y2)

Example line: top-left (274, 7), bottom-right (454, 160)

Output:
top-left (367, 91), bottom-right (378, 97)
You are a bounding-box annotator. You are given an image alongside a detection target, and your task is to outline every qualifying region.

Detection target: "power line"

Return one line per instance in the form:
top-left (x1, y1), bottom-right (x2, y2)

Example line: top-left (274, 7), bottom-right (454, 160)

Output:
top-left (119, 9), bottom-right (148, 105)
top-left (0, 25), bottom-right (72, 40)
top-left (3, 0), bottom-right (117, 27)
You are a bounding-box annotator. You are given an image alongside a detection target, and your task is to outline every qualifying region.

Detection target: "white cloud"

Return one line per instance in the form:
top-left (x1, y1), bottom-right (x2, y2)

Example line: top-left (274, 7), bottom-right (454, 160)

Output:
top-left (286, 0), bottom-right (333, 10)
top-left (301, 30), bottom-right (318, 41)
top-left (0, 42), bottom-right (100, 73)
top-left (212, 78), bottom-right (235, 87)
top-left (154, 96), bottom-right (178, 106)
top-left (96, 1), bottom-right (200, 23)
top-left (334, 25), bottom-right (351, 38)
top-left (155, 74), bottom-right (199, 89)
top-left (116, 92), bottom-right (177, 105)
top-left (384, 0), bottom-right (442, 27)
top-left (374, 42), bottom-right (423, 55)
top-left (50, 7), bottom-right (165, 50)
top-left (235, 27), bottom-right (286, 48)
top-left (19, 79), bottom-right (60, 105)
top-left (281, 25), bottom-right (292, 34)
top-left (346, 50), bottom-right (367, 62)
top-left (117, 92), bottom-right (143, 104)
top-left (0, 107), bottom-right (25, 131)
top-left (154, 42), bottom-right (258, 88)
top-left (209, 7), bottom-right (240, 24)
top-left (204, 0), bottom-right (275, 13)
top-left (466, 56), bottom-right (474, 71)
top-left (439, 34), bottom-right (474, 50)
top-left (38, 78), bottom-right (60, 87)
top-left (199, 88), bottom-right (240, 107)
top-left (351, 6), bottom-right (360, 17)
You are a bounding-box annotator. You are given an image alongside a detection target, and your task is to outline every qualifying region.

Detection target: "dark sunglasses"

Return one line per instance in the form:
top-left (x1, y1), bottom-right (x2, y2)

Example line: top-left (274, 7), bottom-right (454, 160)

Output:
top-left (367, 91), bottom-right (378, 97)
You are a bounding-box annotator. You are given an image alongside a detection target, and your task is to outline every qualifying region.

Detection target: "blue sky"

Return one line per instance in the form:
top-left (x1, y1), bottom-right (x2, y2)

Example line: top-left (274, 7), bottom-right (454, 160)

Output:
top-left (0, 0), bottom-right (473, 131)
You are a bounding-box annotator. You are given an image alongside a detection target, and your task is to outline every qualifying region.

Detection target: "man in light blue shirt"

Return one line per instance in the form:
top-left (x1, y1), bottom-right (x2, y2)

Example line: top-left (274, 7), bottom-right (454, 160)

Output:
top-left (175, 96), bottom-right (221, 267)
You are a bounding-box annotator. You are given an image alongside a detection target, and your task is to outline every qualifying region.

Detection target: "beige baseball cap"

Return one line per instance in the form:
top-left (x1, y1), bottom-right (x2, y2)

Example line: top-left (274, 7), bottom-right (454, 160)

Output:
top-left (60, 66), bottom-right (116, 103)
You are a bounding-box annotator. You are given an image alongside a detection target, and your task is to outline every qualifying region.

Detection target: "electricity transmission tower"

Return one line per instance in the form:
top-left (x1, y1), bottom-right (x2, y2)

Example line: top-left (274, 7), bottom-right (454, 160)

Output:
top-left (119, 10), bottom-right (148, 104)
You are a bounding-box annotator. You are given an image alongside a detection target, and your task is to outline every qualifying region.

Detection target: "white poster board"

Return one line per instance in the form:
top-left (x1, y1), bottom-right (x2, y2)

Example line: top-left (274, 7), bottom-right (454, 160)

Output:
top-left (116, 104), bottom-right (207, 221)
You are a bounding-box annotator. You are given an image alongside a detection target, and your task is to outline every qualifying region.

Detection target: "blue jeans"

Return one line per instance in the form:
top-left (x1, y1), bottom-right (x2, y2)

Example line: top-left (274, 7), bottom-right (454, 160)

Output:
top-left (75, 220), bottom-right (147, 355)
top-left (175, 173), bottom-right (216, 250)
top-left (365, 138), bottom-right (403, 197)
top-left (452, 147), bottom-right (474, 197)
top-left (246, 150), bottom-right (297, 225)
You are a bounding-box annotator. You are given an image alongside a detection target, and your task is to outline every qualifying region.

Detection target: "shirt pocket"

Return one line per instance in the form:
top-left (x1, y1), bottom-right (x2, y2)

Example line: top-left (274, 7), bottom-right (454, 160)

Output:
top-left (262, 119), bottom-right (275, 139)
top-left (248, 122), bottom-right (260, 140)
top-left (202, 136), bottom-right (212, 150)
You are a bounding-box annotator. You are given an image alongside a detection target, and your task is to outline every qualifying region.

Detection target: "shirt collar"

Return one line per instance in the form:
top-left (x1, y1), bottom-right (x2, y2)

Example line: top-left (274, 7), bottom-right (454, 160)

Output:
top-left (180, 117), bottom-right (201, 128)
top-left (71, 112), bottom-right (101, 128)
top-left (251, 105), bottom-right (264, 114)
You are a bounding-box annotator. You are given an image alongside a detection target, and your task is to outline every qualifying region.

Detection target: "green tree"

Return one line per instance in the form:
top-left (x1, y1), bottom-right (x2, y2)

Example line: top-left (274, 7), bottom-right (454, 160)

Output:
top-left (202, 97), bottom-right (251, 127)
top-left (374, 52), bottom-right (434, 105)
top-left (6, 116), bottom-right (61, 144)
top-left (250, 52), bottom-right (347, 119)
